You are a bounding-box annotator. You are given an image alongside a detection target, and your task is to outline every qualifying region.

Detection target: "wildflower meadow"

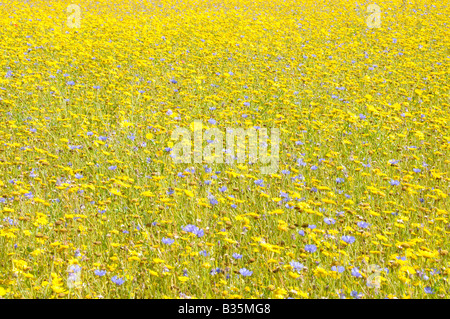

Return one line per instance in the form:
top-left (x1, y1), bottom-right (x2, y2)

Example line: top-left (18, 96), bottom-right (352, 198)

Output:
top-left (0, 0), bottom-right (449, 299)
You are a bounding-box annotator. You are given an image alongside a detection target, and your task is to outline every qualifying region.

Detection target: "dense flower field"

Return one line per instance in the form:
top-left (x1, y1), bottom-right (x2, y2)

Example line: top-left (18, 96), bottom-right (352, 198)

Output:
top-left (0, 0), bottom-right (449, 299)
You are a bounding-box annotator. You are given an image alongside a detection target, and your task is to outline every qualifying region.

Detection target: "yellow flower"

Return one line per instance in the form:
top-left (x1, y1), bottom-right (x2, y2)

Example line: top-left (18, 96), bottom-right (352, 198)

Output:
top-left (289, 272), bottom-right (301, 279)
top-left (178, 276), bottom-right (189, 283)
top-left (149, 270), bottom-right (158, 277)
top-left (153, 258), bottom-right (165, 264)
top-left (184, 190), bottom-right (194, 197)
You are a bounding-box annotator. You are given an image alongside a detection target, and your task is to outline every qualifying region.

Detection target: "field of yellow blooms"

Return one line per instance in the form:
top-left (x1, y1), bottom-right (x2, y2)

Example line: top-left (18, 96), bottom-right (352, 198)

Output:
top-left (0, 0), bottom-right (449, 299)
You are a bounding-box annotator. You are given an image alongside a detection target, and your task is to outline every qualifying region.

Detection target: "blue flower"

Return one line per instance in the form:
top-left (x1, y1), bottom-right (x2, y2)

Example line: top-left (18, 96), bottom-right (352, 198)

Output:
top-left (298, 230), bottom-right (305, 236)
top-left (424, 287), bottom-right (434, 294)
top-left (351, 267), bottom-right (362, 278)
top-left (389, 159), bottom-right (399, 165)
top-left (254, 179), bottom-right (264, 187)
top-left (413, 168), bottom-right (421, 173)
top-left (341, 235), bottom-right (356, 244)
top-left (290, 261), bottom-right (304, 271)
top-left (69, 265), bottom-right (82, 273)
top-left (232, 253), bottom-right (242, 259)
top-left (239, 268), bottom-right (253, 276)
top-left (161, 237), bottom-right (174, 245)
top-left (331, 266), bottom-right (345, 273)
top-left (74, 173), bottom-right (83, 179)
top-left (324, 217), bottom-right (335, 225)
top-left (280, 191), bottom-right (289, 200)
top-left (210, 268), bottom-right (219, 276)
top-left (182, 224), bottom-right (204, 238)
top-left (209, 195), bottom-right (218, 206)
top-left (193, 228), bottom-right (204, 238)
top-left (204, 166), bottom-right (212, 173)
top-left (351, 291), bottom-right (362, 299)
top-left (24, 192), bottom-right (33, 199)
top-left (111, 276), bottom-right (125, 285)
top-left (357, 221), bottom-right (370, 229)
top-left (390, 180), bottom-right (400, 186)
top-left (304, 244), bottom-right (317, 253)
top-left (430, 268), bottom-right (440, 276)
top-left (219, 186), bottom-right (227, 192)
top-left (182, 224), bottom-right (197, 233)
top-left (94, 270), bottom-right (107, 276)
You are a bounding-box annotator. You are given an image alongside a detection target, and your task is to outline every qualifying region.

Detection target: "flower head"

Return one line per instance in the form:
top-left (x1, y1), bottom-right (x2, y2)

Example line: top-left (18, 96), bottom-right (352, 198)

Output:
top-left (239, 268), bottom-right (253, 277)
top-left (111, 276), bottom-right (125, 285)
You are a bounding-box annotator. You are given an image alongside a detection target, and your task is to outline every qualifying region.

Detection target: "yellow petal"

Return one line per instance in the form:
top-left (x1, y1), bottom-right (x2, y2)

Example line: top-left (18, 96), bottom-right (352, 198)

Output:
top-left (184, 190), bottom-right (194, 197)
